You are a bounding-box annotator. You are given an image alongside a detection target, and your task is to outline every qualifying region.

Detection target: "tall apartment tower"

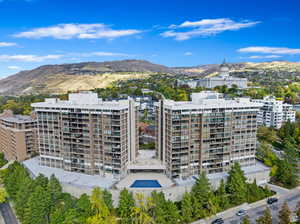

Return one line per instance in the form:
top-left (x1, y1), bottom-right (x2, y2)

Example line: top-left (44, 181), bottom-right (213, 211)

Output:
top-left (252, 96), bottom-right (296, 129)
top-left (155, 91), bottom-right (262, 179)
top-left (31, 92), bottom-right (139, 178)
top-left (0, 110), bottom-right (37, 161)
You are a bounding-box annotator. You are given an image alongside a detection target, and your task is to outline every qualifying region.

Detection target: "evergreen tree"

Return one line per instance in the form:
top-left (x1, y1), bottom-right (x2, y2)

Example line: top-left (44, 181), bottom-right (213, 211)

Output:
top-left (15, 177), bottom-right (35, 221)
top-left (191, 172), bottom-right (212, 217)
top-left (48, 174), bottom-right (62, 207)
top-left (35, 173), bottom-right (49, 189)
top-left (103, 189), bottom-right (114, 211)
top-left (118, 188), bottom-right (135, 224)
top-left (23, 185), bottom-right (51, 224)
top-left (216, 179), bottom-right (229, 210)
top-left (256, 208), bottom-right (272, 224)
top-left (226, 163), bottom-right (248, 205)
top-left (279, 202), bottom-right (291, 224)
top-left (181, 192), bottom-right (193, 223)
top-left (77, 193), bottom-right (92, 220)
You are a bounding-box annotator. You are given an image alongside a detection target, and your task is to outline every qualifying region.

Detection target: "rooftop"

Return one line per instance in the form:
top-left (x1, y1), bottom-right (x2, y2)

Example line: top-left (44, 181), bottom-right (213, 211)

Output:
top-left (0, 115), bottom-right (36, 124)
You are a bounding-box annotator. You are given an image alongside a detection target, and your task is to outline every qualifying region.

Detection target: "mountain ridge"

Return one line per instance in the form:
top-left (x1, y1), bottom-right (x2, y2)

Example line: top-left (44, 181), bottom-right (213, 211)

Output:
top-left (1, 60), bottom-right (300, 95)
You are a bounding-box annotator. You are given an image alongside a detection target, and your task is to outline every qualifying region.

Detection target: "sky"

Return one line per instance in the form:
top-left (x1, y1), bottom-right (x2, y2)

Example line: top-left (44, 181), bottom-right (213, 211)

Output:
top-left (0, 0), bottom-right (299, 77)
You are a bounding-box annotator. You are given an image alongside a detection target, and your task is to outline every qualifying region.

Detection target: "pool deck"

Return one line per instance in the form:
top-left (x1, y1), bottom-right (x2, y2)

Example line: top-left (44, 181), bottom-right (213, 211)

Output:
top-left (116, 172), bottom-right (175, 190)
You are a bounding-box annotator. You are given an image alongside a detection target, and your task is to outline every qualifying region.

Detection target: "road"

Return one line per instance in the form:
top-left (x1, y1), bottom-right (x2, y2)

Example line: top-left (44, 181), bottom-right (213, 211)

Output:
top-left (0, 203), bottom-right (18, 224)
top-left (222, 190), bottom-right (300, 224)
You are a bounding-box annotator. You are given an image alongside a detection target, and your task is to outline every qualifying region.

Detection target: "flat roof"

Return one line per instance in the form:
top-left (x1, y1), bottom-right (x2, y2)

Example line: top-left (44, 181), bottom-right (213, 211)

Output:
top-left (1, 115), bottom-right (36, 124)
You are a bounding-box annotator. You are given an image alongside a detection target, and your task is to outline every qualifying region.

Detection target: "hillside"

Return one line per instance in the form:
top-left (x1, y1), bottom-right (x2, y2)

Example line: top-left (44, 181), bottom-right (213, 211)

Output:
top-left (0, 60), bottom-right (175, 95)
top-left (176, 61), bottom-right (300, 85)
top-left (1, 60), bottom-right (300, 95)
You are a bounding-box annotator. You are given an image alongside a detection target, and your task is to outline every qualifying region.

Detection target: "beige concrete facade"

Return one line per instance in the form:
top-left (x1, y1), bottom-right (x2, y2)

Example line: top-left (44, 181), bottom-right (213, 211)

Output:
top-left (0, 110), bottom-right (37, 161)
top-left (155, 93), bottom-right (262, 179)
top-left (31, 92), bottom-right (139, 178)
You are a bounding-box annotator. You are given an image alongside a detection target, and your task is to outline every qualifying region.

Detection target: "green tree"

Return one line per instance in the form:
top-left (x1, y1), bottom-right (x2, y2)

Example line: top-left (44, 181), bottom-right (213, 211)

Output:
top-left (226, 163), bottom-right (248, 205)
top-left (103, 189), bottom-right (114, 211)
top-left (256, 208), bottom-right (272, 224)
top-left (181, 192), bottom-right (193, 223)
top-left (215, 179), bottom-right (229, 210)
top-left (86, 187), bottom-right (116, 224)
top-left (0, 187), bottom-right (8, 203)
top-left (118, 188), bottom-right (135, 224)
top-left (279, 202), bottom-right (291, 224)
top-left (48, 174), bottom-right (62, 206)
top-left (23, 185), bottom-right (51, 224)
top-left (242, 215), bottom-right (251, 224)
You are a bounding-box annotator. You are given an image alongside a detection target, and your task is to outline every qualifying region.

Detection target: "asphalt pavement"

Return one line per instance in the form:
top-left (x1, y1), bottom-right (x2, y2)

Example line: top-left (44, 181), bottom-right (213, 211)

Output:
top-left (0, 203), bottom-right (18, 224)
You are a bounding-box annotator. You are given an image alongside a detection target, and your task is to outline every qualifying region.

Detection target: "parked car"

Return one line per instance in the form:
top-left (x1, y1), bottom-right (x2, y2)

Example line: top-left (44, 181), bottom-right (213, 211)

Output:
top-left (236, 209), bottom-right (246, 216)
top-left (267, 197), bottom-right (278, 204)
top-left (211, 218), bottom-right (224, 224)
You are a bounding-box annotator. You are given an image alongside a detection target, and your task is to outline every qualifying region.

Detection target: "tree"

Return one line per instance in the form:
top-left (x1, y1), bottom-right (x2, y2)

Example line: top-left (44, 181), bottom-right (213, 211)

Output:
top-left (0, 187), bottom-right (8, 203)
top-left (242, 215), bottom-right (251, 224)
top-left (256, 208), bottom-right (272, 224)
top-left (118, 189), bottom-right (135, 224)
top-left (215, 179), bottom-right (229, 210)
top-left (130, 193), bottom-right (154, 224)
top-left (181, 192), bottom-right (193, 223)
top-left (295, 201), bottom-right (300, 223)
top-left (48, 174), bottom-right (62, 206)
top-left (103, 189), bottom-right (114, 211)
top-left (279, 202), bottom-right (291, 224)
top-left (23, 186), bottom-right (51, 224)
top-left (226, 163), bottom-right (248, 205)
top-left (86, 187), bottom-right (116, 224)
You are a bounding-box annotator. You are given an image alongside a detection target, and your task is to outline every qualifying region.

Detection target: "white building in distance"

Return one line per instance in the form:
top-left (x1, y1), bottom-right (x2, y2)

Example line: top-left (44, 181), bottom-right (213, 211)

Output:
top-left (178, 62), bottom-right (248, 89)
top-left (252, 96), bottom-right (296, 129)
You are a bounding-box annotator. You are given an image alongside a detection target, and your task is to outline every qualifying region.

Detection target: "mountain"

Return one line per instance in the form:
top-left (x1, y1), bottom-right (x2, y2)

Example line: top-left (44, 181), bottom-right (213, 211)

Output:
top-left (1, 60), bottom-right (300, 95)
top-left (0, 60), bottom-right (175, 95)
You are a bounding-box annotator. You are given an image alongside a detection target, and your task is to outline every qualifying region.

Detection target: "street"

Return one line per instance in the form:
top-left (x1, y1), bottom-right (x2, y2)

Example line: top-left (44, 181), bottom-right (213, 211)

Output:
top-left (222, 190), bottom-right (300, 224)
top-left (0, 203), bottom-right (18, 224)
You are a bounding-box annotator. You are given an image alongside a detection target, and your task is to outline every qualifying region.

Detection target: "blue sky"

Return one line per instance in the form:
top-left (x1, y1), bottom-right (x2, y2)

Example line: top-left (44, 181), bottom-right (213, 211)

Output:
top-left (0, 0), bottom-right (299, 77)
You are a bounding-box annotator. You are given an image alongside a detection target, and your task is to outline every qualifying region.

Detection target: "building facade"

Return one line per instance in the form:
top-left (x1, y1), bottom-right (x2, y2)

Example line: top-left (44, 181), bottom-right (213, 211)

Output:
top-left (0, 110), bottom-right (37, 161)
top-left (252, 96), bottom-right (296, 129)
top-left (155, 92), bottom-right (262, 179)
top-left (31, 92), bottom-right (139, 178)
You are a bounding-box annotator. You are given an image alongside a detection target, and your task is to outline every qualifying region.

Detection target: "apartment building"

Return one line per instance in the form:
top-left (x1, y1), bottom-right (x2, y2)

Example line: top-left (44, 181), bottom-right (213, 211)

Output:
top-left (252, 96), bottom-right (296, 129)
top-left (31, 92), bottom-right (139, 177)
top-left (155, 91), bottom-right (262, 179)
top-left (0, 110), bottom-right (37, 161)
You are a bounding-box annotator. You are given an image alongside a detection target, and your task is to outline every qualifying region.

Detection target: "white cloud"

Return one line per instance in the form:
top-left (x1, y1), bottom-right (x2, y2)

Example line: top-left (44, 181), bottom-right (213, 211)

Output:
top-left (0, 42), bottom-right (17, 47)
top-left (0, 54), bottom-right (62, 62)
top-left (238, 46), bottom-right (300, 55)
top-left (248, 55), bottom-right (282, 59)
top-left (8, 66), bottom-right (21, 70)
top-left (184, 52), bottom-right (193, 56)
top-left (161, 18), bottom-right (260, 41)
top-left (14, 23), bottom-right (142, 40)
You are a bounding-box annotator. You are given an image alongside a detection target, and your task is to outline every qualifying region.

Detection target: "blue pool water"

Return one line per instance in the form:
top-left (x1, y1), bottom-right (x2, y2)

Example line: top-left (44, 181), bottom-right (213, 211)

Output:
top-left (130, 180), bottom-right (162, 188)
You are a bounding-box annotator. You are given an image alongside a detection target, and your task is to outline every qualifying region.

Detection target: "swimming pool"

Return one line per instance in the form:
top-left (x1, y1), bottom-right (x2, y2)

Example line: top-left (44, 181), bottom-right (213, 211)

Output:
top-left (130, 180), bottom-right (162, 188)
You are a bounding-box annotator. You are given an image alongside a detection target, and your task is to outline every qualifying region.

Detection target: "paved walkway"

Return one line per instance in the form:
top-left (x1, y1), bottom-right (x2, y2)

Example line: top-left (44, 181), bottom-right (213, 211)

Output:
top-left (0, 203), bottom-right (18, 224)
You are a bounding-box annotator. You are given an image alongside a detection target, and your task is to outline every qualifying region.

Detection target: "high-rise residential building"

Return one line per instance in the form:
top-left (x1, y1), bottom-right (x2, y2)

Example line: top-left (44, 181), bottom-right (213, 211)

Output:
top-left (0, 110), bottom-right (37, 161)
top-left (155, 91), bottom-right (262, 179)
top-left (31, 92), bottom-right (139, 178)
top-left (252, 96), bottom-right (296, 129)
